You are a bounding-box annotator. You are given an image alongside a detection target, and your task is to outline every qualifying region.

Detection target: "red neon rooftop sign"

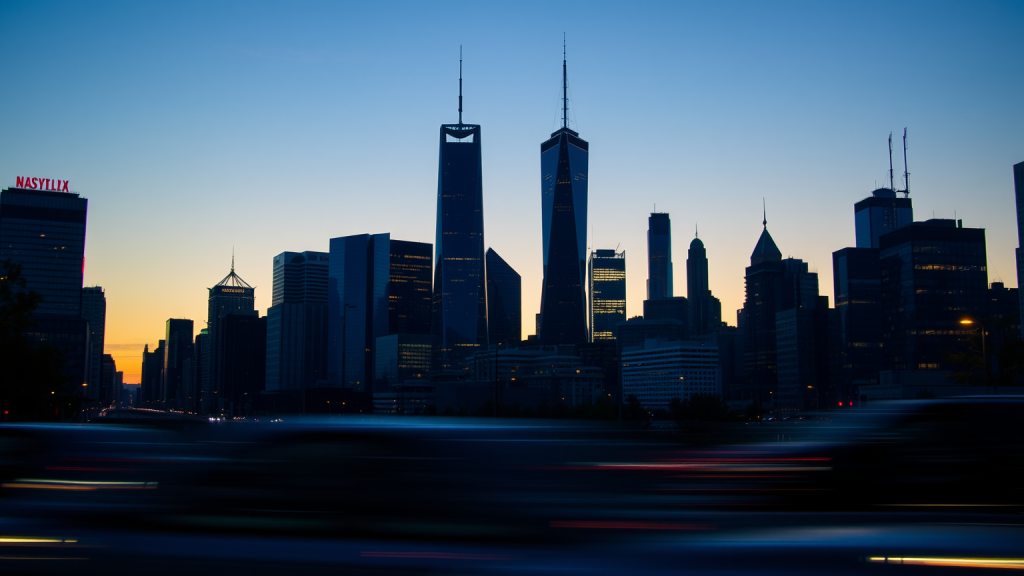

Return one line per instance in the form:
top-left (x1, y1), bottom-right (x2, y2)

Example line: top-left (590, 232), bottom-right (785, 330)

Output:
top-left (16, 176), bottom-right (70, 192)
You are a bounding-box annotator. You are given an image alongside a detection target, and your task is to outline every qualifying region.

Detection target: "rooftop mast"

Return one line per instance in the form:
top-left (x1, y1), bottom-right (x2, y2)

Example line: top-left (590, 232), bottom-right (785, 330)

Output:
top-left (902, 127), bottom-right (910, 197)
top-left (888, 132), bottom-right (894, 191)
top-left (458, 46), bottom-right (463, 125)
top-left (562, 34), bottom-right (568, 129)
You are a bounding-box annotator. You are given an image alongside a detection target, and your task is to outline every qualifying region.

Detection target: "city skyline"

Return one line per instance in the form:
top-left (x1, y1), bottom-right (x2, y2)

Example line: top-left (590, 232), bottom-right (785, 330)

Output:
top-left (2, 1), bottom-right (1022, 382)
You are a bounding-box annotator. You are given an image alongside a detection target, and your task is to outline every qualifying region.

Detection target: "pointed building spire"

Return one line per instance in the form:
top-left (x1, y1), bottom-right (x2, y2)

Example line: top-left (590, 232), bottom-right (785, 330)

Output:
top-left (562, 33), bottom-right (568, 129)
top-left (762, 198), bottom-right (767, 229)
top-left (231, 247), bottom-right (235, 272)
top-left (695, 223), bottom-right (699, 238)
top-left (458, 46), bottom-right (463, 125)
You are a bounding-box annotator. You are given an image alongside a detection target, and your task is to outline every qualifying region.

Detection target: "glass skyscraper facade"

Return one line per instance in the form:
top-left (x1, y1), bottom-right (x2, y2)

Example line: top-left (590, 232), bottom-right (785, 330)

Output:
top-left (854, 188), bottom-right (913, 249)
top-left (879, 219), bottom-right (988, 372)
top-left (433, 120), bottom-right (487, 372)
top-left (266, 251), bottom-right (329, 391)
top-left (486, 248), bottom-right (521, 346)
top-left (647, 213), bottom-right (673, 300)
top-left (588, 249), bottom-right (626, 342)
top-left (329, 234), bottom-right (389, 391)
top-left (539, 127), bottom-right (588, 346)
top-left (389, 240), bottom-right (433, 336)
top-left (1, 186), bottom-right (90, 389)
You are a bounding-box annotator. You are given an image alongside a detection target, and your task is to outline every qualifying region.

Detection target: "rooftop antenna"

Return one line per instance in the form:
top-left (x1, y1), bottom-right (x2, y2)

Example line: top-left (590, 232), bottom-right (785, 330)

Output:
top-left (902, 127), bottom-right (910, 197)
top-left (231, 247), bottom-right (235, 273)
top-left (458, 46), bottom-right (463, 125)
top-left (562, 33), bottom-right (568, 129)
top-left (888, 132), bottom-right (894, 191)
top-left (762, 198), bottom-right (767, 229)
top-left (695, 223), bottom-right (698, 238)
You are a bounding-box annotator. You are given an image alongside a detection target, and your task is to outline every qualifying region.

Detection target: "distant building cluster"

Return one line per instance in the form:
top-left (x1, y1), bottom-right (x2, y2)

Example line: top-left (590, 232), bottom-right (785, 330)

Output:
top-left (3, 64), bottom-right (1022, 419)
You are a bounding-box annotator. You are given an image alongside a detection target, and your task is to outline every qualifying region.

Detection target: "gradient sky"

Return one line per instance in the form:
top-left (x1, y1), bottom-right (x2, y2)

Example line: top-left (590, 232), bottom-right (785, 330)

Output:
top-left (2, 0), bottom-right (1022, 382)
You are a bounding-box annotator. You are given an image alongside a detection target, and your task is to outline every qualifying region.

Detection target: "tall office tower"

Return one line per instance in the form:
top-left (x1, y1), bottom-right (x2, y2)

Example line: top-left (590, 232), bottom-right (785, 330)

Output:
top-left (741, 212), bottom-right (785, 406)
top-left (486, 248), bottom-right (521, 346)
top-left (193, 329), bottom-right (210, 406)
top-left (222, 314), bottom-right (266, 416)
top-left (266, 251), bottom-right (329, 392)
top-left (389, 240), bottom-right (433, 336)
top-left (329, 234), bottom-right (389, 391)
top-left (647, 213), bottom-right (673, 300)
top-left (539, 49), bottom-right (588, 348)
top-left (140, 340), bottom-right (164, 407)
top-left (432, 55), bottom-right (488, 373)
top-left (162, 319), bottom-right (194, 410)
top-left (101, 354), bottom-right (117, 405)
top-left (81, 286), bottom-right (106, 400)
top-left (855, 188), bottom-right (913, 248)
top-left (588, 249), bottom-right (626, 341)
top-left (832, 247), bottom-right (882, 403)
top-left (1015, 161), bottom-right (1024, 338)
top-left (775, 295), bottom-right (835, 412)
top-left (0, 184), bottom-right (90, 388)
top-left (856, 132), bottom-right (914, 248)
top-left (205, 258), bottom-right (255, 413)
top-left (686, 232), bottom-right (722, 336)
top-left (880, 219), bottom-right (988, 373)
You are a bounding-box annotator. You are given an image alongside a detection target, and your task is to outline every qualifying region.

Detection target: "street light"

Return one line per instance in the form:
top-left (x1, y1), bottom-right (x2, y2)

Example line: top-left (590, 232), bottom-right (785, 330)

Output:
top-left (960, 318), bottom-right (991, 391)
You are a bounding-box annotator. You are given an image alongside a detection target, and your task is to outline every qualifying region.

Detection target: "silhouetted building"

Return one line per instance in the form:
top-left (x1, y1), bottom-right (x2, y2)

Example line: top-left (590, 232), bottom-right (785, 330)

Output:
top-left (622, 339), bottom-right (719, 411)
top-left (776, 296), bottom-right (835, 411)
top-left (81, 286), bottom-right (106, 400)
top-left (193, 329), bottom-right (210, 406)
top-left (616, 316), bottom-right (686, 351)
top-left (140, 340), bottom-right (164, 407)
top-left (163, 319), bottom-right (194, 410)
top-left (643, 297), bottom-right (690, 340)
top-left (221, 314), bottom-right (266, 417)
top-left (266, 251), bottom-right (329, 392)
top-left (374, 333), bottom-right (432, 392)
top-left (686, 234), bottom-right (722, 336)
top-left (328, 234), bottom-right (388, 391)
top-left (433, 61), bottom-right (488, 373)
top-left (539, 53), bottom-right (588, 348)
top-left (588, 249), bottom-right (626, 341)
top-left (1015, 161), bottom-right (1024, 338)
top-left (100, 354), bottom-right (116, 405)
top-left (647, 213), bottom-right (672, 300)
top-left (987, 282), bottom-right (1021, 374)
top-left (486, 248), bottom-right (521, 346)
top-left (1, 185), bottom-right (90, 390)
top-left (389, 240), bottom-right (433, 336)
top-left (855, 188), bottom-right (913, 249)
top-left (580, 340), bottom-right (621, 402)
top-left (832, 247), bottom-right (882, 404)
top-left (206, 260), bottom-right (255, 414)
top-left (880, 219), bottom-right (988, 373)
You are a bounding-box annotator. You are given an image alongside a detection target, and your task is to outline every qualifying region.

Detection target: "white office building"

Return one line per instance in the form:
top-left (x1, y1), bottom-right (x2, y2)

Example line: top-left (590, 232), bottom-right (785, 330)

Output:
top-left (621, 339), bottom-right (720, 411)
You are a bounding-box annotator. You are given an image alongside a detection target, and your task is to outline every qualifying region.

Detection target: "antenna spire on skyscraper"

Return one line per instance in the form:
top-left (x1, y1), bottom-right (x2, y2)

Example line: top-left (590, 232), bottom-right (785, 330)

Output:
top-left (231, 247), bottom-right (235, 273)
top-left (458, 46), bottom-right (463, 125)
top-left (888, 132), bottom-right (894, 191)
top-left (562, 33), bottom-right (568, 129)
top-left (695, 223), bottom-right (699, 238)
top-left (763, 199), bottom-right (767, 229)
top-left (902, 127), bottom-right (910, 197)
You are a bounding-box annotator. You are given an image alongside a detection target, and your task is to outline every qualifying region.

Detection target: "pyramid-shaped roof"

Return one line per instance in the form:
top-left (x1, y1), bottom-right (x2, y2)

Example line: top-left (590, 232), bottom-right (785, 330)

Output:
top-left (214, 254), bottom-right (252, 289)
top-left (750, 227), bottom-right (782, 266)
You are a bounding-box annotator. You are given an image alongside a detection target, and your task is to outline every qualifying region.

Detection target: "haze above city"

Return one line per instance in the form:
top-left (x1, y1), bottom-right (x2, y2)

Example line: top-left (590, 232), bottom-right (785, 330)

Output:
top-left (1, 0), bottom-right (1021, 382)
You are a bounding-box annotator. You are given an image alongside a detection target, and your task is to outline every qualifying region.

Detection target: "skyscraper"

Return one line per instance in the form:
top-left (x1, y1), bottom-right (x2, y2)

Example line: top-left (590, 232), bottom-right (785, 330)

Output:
top-left (880, 219), bottom-right (988, 373)
top-left (486, 248), bottom-right (521, 346)
top-left (647, 213), bottom-right (672, 300)
top-left (1015, 161), bottom-right (1024, 339)
top-left (222, 313), bottom-right (267, 416)
top-left (0, 184), bottom-right (90, 389)
top-left (140, 340), bottom-right (163, 407)
top-left (686, 231), bottom-right (722, 336)
top-left (855, 132), bottom-right (914, 248)
top-left (266, 251), bottom-right (329, 392)
top-left (388, 240), bottom-right (433, 336)
top-left (81, 286), bottom-right (106, 400)
top-left (163, 318), bottom-right (194, 410)
top-left (832, 247), bottom-right (882, 403)
top-left (539, 48), bottom-right (588, 347)
top-left (588, 249), bottom-right (626, 341)
top-left (329, 234), bottom-right (389, 391)
top-left (741, 211), bottom-right (785, 406)
top-left (205, 258), bottom-right (255, 413)
top-left (432, 55), bottom-right (487, 371)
